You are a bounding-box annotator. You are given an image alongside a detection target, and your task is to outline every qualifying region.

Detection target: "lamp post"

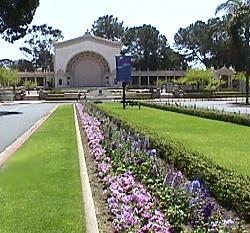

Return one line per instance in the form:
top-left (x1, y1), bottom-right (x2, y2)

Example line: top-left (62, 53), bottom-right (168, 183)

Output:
top-left (246, 56), bottom-right (250, 104)
top-left (122, 81), bottom-right (126, 109)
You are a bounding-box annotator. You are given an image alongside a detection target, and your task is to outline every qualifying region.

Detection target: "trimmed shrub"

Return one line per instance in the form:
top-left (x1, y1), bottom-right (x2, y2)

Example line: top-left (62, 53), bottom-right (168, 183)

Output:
top-left (140, 102), bottom-right (250, 127)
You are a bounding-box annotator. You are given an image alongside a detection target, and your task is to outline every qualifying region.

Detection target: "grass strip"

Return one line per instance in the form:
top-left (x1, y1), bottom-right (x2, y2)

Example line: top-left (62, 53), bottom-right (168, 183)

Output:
top-left (99, 103), bottom-right (250, 176)
top-left (0, 104), bottom-right (85, 233)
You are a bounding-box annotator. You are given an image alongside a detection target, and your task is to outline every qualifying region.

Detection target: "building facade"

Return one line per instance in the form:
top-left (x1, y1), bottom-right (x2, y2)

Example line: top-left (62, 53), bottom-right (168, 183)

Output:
top-left (54, 31), bottom-right (122, 88)
top-left (17, 33), bottom-right (240, 90)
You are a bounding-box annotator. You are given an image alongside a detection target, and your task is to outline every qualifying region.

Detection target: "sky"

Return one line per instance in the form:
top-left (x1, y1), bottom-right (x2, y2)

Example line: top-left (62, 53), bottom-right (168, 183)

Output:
top-left (0, 0), bottom-right (225, 61)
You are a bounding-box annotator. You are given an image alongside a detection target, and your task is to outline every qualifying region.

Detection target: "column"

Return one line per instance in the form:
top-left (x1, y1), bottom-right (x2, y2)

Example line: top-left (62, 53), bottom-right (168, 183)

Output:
top-left (148, 76), bottom-right (150, 87)
top-left (139, 76), bottom-right (141, 88)
top-left (43, 77), bottom-right (46, 87)
top-left (54, 74), bottom-right (58, 88)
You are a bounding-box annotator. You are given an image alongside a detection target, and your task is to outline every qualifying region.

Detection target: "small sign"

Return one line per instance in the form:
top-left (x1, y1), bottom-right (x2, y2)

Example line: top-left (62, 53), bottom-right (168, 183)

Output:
top-left (116, 56), bottom-right (132, 83)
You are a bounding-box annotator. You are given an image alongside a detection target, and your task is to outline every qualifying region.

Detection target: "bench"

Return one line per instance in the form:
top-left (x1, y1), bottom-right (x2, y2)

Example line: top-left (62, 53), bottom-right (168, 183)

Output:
top-left (120, 101), bottom-right (141, 109)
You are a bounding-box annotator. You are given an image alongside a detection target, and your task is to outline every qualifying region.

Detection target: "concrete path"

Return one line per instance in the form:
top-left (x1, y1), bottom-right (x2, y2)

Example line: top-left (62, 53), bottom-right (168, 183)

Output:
top-left (0, 103), bottom-right (57, 153)
top-left (0, 104), bottom-right (58, 166)
top-left (174, 100), bottom-right (250, 115)
top-left (74, 105), bottom-right (99, 233)
top-left (147, 98), bottom-right (250, 115)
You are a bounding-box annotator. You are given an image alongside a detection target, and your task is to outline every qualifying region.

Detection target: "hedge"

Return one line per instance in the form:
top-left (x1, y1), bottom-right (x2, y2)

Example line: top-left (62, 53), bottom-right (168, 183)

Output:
top-left (139, 102), bottom-right (250, 127)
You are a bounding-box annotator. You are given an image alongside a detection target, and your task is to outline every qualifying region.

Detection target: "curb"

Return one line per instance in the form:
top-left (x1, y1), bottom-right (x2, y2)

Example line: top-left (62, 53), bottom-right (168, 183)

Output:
top-left (0, 104), bottom-right (59, 167)
top-left (74, 105), bottom-right (99, 233)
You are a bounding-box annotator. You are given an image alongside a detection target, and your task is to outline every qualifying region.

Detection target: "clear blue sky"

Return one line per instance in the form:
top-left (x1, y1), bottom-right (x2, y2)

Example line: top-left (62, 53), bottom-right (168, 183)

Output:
top-left (0, 0), bottom-right (225, 60)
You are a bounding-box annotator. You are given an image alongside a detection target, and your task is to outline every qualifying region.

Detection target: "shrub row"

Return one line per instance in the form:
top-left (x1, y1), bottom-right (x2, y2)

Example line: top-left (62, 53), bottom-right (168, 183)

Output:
top-left (94, 103), bottom-right (250, 222)
top-left (45, 97), bottom-right (77, 101)
top-left (139, 102), bottom-right (250, 127)
top-left (183, 92), bottom-right (245, 98)
top-left (152, 135), bottom-right (250, 222)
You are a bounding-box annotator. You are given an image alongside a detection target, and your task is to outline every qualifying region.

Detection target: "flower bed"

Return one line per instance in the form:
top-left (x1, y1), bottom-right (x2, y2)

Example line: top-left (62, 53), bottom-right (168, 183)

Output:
top-left (76, 103), bottom-right (246, 232)
top-left (96, 103), bottom-right (250, 222)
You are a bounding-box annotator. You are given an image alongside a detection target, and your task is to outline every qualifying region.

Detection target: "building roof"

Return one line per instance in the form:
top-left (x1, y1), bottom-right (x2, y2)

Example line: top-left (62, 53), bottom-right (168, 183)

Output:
top-left (54, 31), bottom-right (122, 49)
top-left (214, 66), bottom-right (236, 76)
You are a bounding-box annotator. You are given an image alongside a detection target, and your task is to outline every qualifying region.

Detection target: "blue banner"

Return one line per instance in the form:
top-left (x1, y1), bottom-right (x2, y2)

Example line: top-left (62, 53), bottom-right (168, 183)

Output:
top-left (116, 56), bottom-right (132, 83)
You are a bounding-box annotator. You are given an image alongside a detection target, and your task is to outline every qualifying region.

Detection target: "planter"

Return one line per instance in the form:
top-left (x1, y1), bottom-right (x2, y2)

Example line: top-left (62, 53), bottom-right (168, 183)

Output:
top-left (0, 90), bottom-right (14, 102)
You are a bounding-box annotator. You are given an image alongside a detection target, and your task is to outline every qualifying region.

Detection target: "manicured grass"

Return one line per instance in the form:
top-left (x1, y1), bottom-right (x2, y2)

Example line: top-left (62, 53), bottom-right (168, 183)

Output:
top-left (0, 105), bottom-right (85, 233)
top-left (100, 103), bottom-right (250, 176)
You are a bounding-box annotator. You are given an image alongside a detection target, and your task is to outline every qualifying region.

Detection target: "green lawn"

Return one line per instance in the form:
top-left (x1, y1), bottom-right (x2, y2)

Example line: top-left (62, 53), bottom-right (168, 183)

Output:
top-left (100, 103), bottom-right (250, 176)
top-left (0, 105), bottom-right (85, 233)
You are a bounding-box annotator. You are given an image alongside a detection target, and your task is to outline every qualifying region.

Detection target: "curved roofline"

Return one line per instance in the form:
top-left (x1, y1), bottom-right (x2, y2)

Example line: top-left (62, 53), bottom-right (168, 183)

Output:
top-left (54, 32), bottom-right (122, 48)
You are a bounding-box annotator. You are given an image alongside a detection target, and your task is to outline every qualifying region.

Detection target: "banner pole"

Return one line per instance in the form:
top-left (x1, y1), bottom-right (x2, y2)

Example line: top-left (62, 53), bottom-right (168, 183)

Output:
top-left (122, 81), bottom-right (126, 109)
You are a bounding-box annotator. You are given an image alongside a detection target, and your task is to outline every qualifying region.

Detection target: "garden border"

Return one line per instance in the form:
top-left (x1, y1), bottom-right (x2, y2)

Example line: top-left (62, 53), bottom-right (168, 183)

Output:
top-left (73, 105), bottom-right (99, 233)
top-left (94, 103), bottom-right (250, 222)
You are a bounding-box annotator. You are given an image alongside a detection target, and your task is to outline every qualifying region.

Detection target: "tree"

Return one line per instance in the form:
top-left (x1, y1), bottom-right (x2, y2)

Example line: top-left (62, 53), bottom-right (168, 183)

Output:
top-left (11, 59), bottom-right (35, 71)
top-left (0, 68), bottom-right (19, 92)
top-left (20, 24), bottom-right (63, 70)
top-left (204, 79), bottom-right (222, 99)
top-left (123, 24), bottom-right (187, 70)
top-left (0, 0), bottom-right (39, 42)
top-left (0, 59), bottom-right (13, 68)
top-left (174, 16), bottom-right (247, 70)
top-left (184, 68), bottom-right (214, 91)
top-left (234, 71), bottom-right (247, 91)
top-left (174, 19), bottom-right (224, 68)
top-left (23, 80), bottom-right (37, 94)
top-left (234, 71), bottom-right (247, 81)
top-left (91, 15), bottom-right (125, 41)
top-left (216, 0), bottom-right (250, 103)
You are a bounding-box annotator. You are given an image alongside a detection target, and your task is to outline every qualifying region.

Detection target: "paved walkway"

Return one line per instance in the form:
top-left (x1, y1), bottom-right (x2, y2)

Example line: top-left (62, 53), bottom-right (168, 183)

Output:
top-left (147, 98), bottom-right (250, 115)
top-left (174, 100), bottom-right (250, 115)
top-left (0, 103), bottom-right (57, 153)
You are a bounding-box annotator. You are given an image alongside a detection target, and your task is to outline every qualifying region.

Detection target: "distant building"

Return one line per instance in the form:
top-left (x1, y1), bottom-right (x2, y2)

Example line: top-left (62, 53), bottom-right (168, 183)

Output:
top-left (16, 32), bottom-right (241, 90)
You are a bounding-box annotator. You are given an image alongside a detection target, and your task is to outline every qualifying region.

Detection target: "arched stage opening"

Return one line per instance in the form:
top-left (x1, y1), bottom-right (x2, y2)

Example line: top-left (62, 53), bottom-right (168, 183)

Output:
top-left (65, 51), bottom-right (110, 87)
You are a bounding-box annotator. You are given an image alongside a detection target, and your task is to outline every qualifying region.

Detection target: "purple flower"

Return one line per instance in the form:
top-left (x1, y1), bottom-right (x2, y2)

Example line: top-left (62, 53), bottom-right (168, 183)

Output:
top-left (189, 179), bottom-right (201, 192)
top-left (136, 158), bottom-right (144, 165)
top-left (150, 149), bottom-right (157, 157)
top-left (224, 219), bottom-right (235, 228)
top-left (204, 202), bottom-right (215, 219)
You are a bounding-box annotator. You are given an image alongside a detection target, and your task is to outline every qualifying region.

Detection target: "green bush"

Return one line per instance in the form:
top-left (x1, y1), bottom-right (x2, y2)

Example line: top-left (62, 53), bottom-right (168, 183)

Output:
top-left (94, 103), bottom-right (250, 222)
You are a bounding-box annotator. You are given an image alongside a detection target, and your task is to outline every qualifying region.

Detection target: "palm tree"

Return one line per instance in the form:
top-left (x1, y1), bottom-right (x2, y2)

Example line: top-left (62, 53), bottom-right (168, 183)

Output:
top-left (216, 0), bottom-right (250, 104)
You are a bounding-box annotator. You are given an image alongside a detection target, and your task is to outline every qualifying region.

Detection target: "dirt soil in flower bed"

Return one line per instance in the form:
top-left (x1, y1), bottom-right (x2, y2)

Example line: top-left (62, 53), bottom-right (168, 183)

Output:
top-left (77, 111), bottom-right (113, 233)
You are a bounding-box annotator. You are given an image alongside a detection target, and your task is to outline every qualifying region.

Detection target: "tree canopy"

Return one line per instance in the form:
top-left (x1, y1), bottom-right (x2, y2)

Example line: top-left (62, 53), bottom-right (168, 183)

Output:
top-left (0, 0), bottom-right (39, 42)
top-left (0, 67), bottom-right (19, 89)
top-left (19, 24), bottom-right (63, 70)
top-left (0, 59), bottom-right (34, 71)
top-left (91, 15), bottom-right (125, 41)
top-left (215, 0), bottom-right (250, 102)
top-left (174, 18), bottom-right (235, 68)
top-left (123, 24), bottom-right (187, 70)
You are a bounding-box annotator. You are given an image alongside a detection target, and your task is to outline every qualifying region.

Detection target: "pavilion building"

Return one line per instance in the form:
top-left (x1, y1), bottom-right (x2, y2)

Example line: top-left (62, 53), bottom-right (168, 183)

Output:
top-left (17, 32), bottom-right (239, 90)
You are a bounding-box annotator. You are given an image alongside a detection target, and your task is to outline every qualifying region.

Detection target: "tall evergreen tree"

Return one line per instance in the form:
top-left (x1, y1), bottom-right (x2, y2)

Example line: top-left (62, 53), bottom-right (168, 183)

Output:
top-left (216, 0), bottom-right (250, 103)
top-left (123, 24), bottom-right (187, 70)
top-left (91, 15), bottom-right (125, 41)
